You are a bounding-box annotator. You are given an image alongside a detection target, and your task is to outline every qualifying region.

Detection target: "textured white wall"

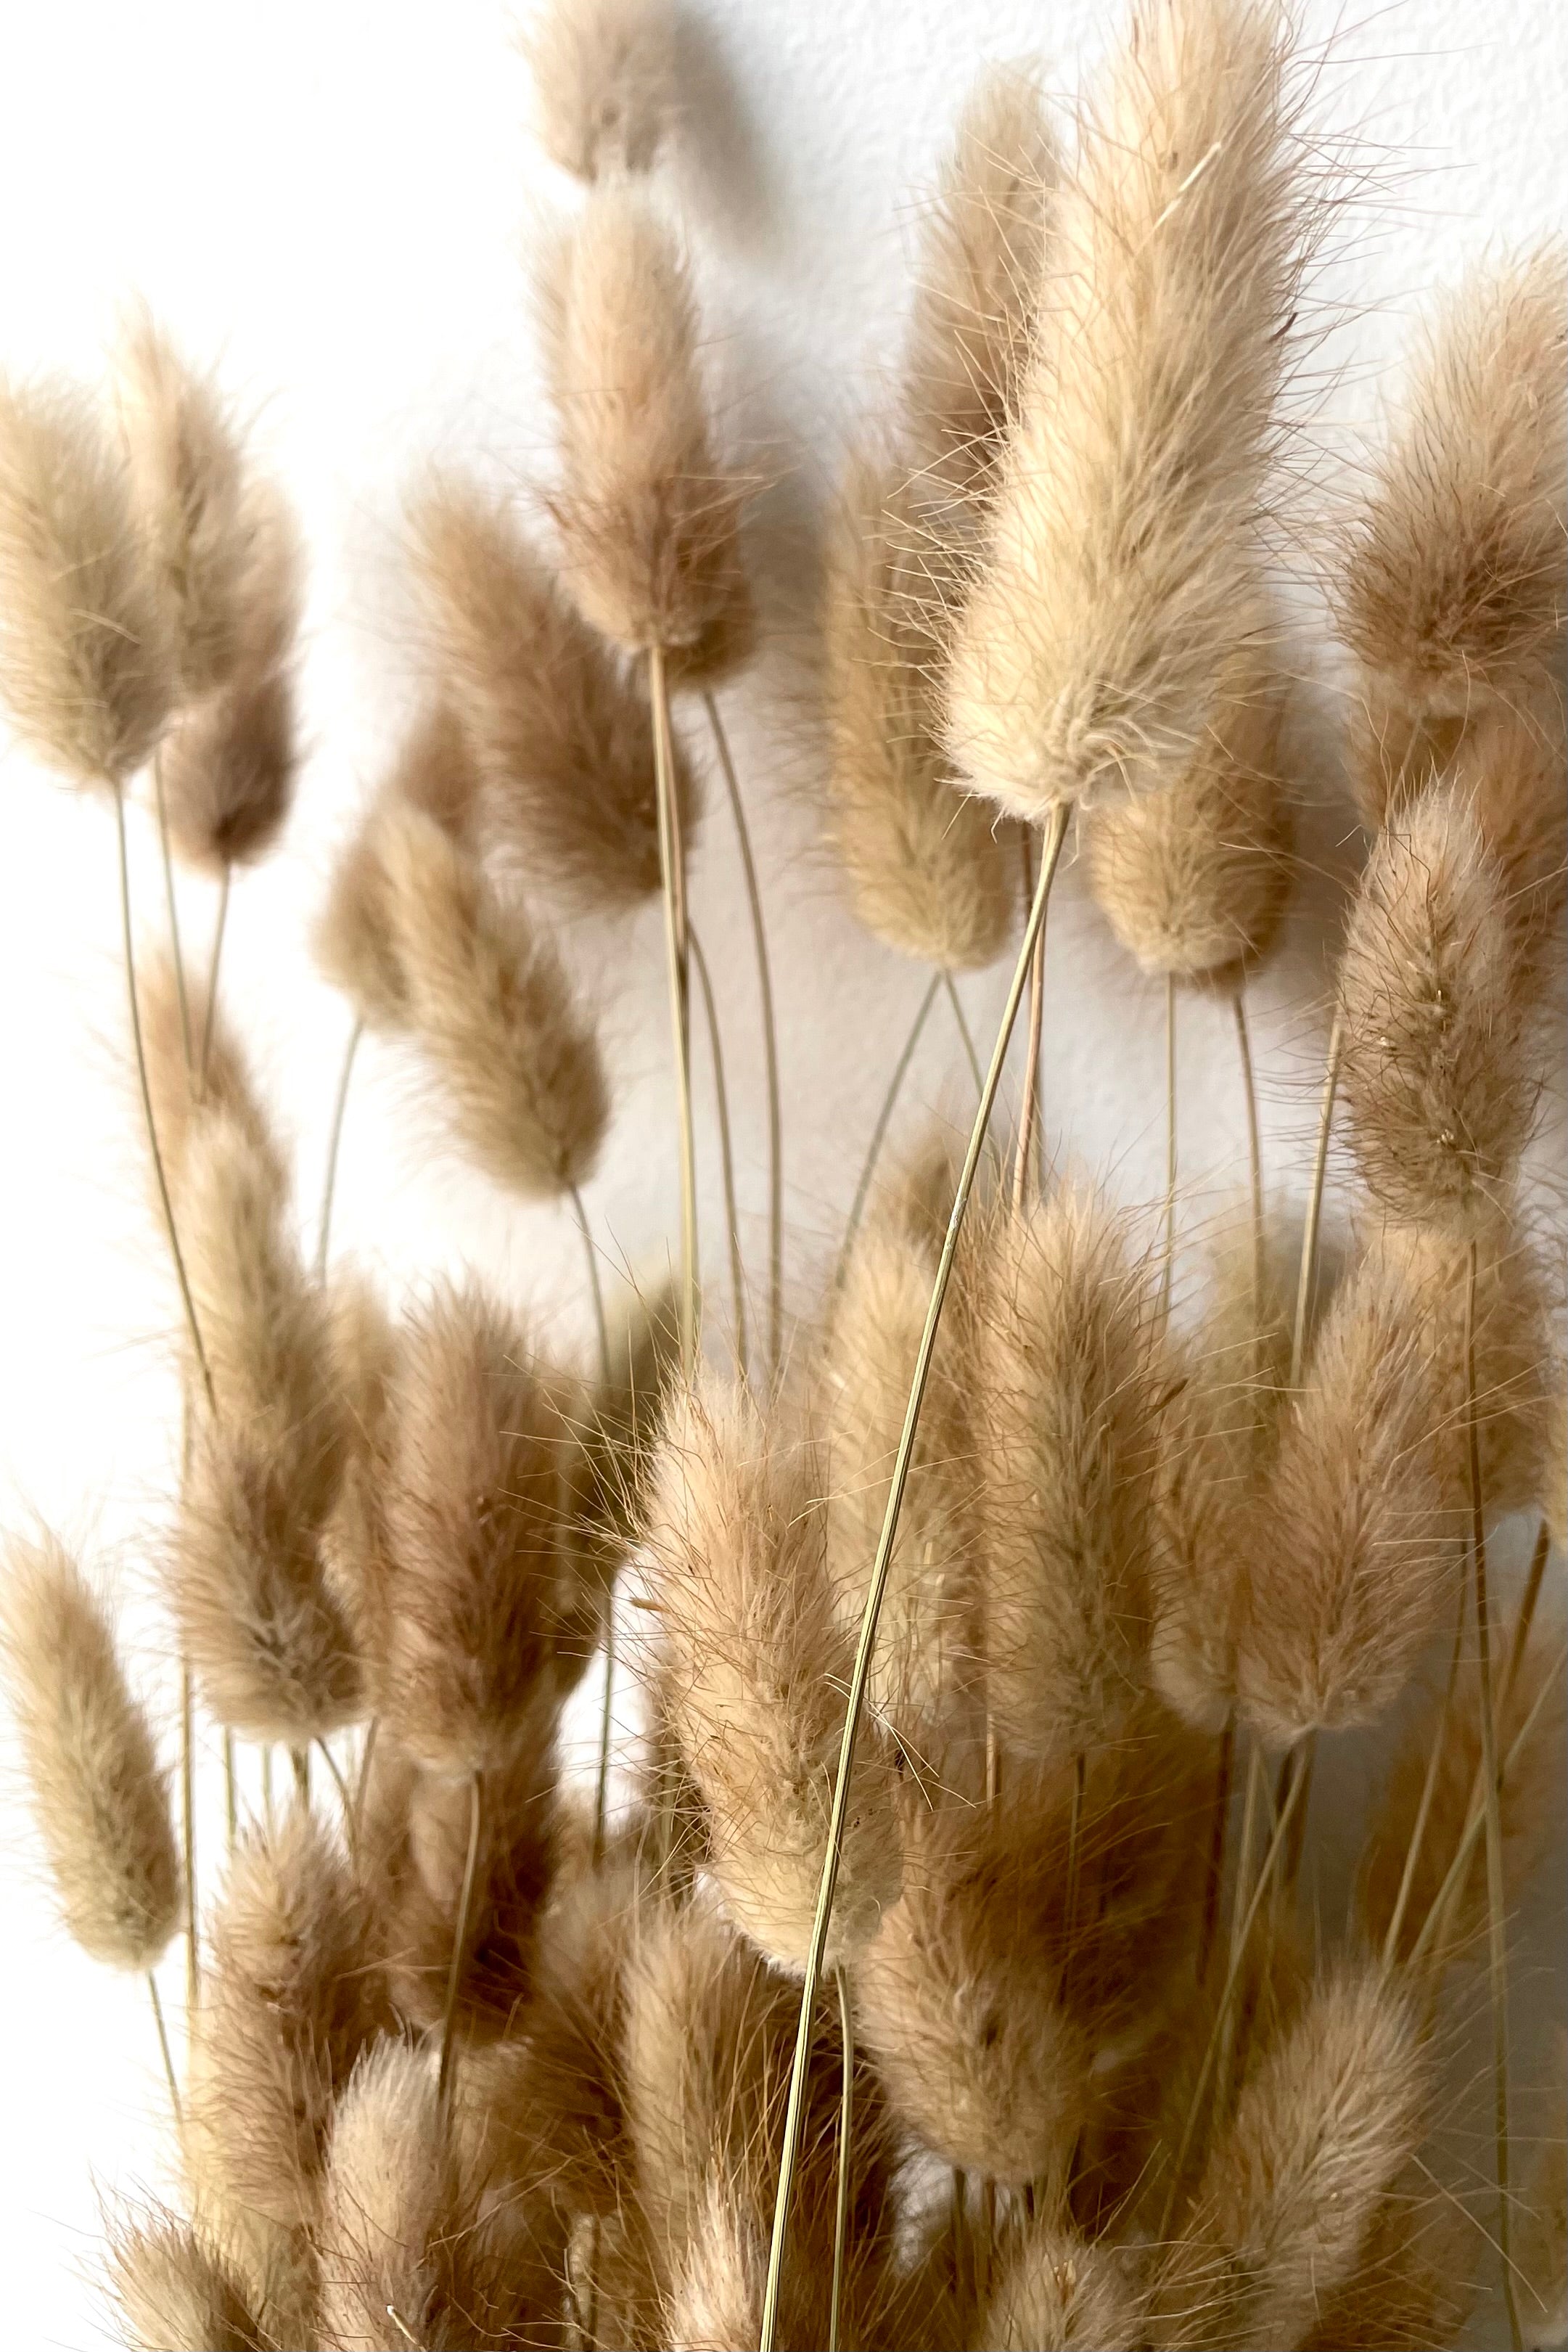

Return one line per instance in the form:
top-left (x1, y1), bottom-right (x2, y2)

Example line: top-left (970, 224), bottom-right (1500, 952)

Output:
top-left (0, 4), bottom-right (1563, 2344)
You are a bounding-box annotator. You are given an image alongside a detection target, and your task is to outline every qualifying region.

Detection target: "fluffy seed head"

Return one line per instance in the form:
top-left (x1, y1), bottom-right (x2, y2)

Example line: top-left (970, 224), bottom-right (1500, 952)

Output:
top-left (0, 375), bottom-right (172, 786)
top-left (109, 2214), bottom-right (263, 2352)
top-left (522, 0), bottom-right (675, 181)
top-left (985, 2226), bottom-right (1146, 2351)
top-left (317, 2038), bottom-right (452, 2352)
top-left (945, 0), bottom-right (1308, 817)
top-left (644, 1385), bottom-right (903, 1968)
top-left (1337, 780), bottom-right (1536, 1232)
top-left (159, 662), bottom-right (298, 872)
top-left (314, 796), bottom-right (412, 1034)
top-left (1446, 692), bottom-right (1568, 999)
top-left (1, 1531), bottom-right (181, 1970)
top-left (823, 450), bottom-right (1017, 970)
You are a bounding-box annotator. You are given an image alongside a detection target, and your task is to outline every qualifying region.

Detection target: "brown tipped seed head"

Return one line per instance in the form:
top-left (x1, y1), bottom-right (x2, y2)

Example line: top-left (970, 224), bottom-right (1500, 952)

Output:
top-left (1083, 637), bottom-right (1292, 983)
top-left (409, 475), bottom-right (699, 906)
top-left (110, 2214), bottom-right (264, 2352)
top-left (522, 0), bottom-right (675, 181)
top-left (376, 1282), bottom-right (581, 1774)
top-left (540, 185), bottom-right (744, 654)
top-left (378, 803), bottom-right (609, 1197)
top-left (1236, 1248), bottom-right (1456, 1745)
top-left (1337, 242), bottom-right (1567, 724)
top-left (945, 0), bottom-right (1308, 818)
top-left (158, 662), bottom-right (297, 872)
top-left (984, 2226), bottom-right (1146, 2352)
top-left (644, 1385), bottom-right (903, 1968)
top-left (385, 695), bottom-right (480, 840)
top-left (823, 451), bottom-right (1016, 970)
top-left (1337, 779), bottom-right (1536, 1232)
top-left (902, 63), bottom-right (1059, 504)
top-left (0, 375), bottom-right (173, 786)
top-left (1, 1532), bottom-right (181, 1971)
top-left (966, 1184), bottom-right (1164, 1761)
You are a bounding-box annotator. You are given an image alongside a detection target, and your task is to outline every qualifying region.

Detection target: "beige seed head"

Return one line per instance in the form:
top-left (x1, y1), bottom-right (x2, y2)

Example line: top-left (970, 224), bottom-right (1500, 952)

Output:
top-left (158, 660), bottom-right (298, 873)
top-left (316, 2038), bottom-right (451, 2352)
top-left (0, 374), bottom-right (173, 787)
top-left (109, 2213), bottom-right (263, 2352)
top-left (522, 0), bottom-right (675, 181)
top-left (1, 1531), bottom-right (181, 1971)
top-left (984, 2226), bottom-right (1146, 2351)
top-left (313, 794), bottom-right (411, 1034)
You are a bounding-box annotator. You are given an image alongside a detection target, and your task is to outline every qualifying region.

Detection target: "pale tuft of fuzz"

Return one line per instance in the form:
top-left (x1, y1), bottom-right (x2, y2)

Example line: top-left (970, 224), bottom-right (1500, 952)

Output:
top-left (1, 1531), bottom-right (181, 1972)
top-left (984, 2224), bottom-right (1146, 2351)
top-left (159, 660), bottom-right (299, 873)
top-left (1446, 690), bottom-right (1568, 999)
top-left (643, 1385), bottom-right (904, 1969)
top-left (946, 0), bottom-right (1308, 818)
top-left (539, 185), bottom-right (747, 658)
top-left (522, 0), bottom-right (675, 181)
top-left (1337, 779), bottom-right (1536, 1233)
top-left (314, 795), bottom-right (413, 1033)
top-left (823, 449), bottom-right (1016, 970)
top-left (0, 375), bottom-right (173, 787)
top-left (109, 2213), bottom-right (264, 2352)
top-left (1236, 1247), bottom-right (1455, 1746)
top-left (317, 2038), bottom-right (451, 2352)
top-left (664, 2178), bottom-right (765, 2352)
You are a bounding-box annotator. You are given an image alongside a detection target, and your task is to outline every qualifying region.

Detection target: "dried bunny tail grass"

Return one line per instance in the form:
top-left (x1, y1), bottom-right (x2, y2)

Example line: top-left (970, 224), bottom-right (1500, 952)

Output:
top-left (822, 448), bottom-right (1015, 970)
top-left (1152, 1967), bottom-right (1432, 2351)
top-left (1236, 1247), bottom-right (1456, 1745)
top-left (1337, 779), bottom-right (1537, 1232)
top-left (379, 803), bottom-right (609, 1197)
top-left (139, 947), bottom-right (270, 1189)
top-left (320, 1265), bottom-right (400, 1663)
top-left (1447, 690), bottom-right (1568, 996)
top-left (314, 794), bottom-right (412, 1033)
top-left (902, 63), bottom-right (1059, 502)
top-left (194, 1807), bottom-right (390, 2232)
top-left (376, 1282), bottom-right (580, 1775)
top-left (159, 660), bottom-right (298, 872)
top-left (108, 2211), bottom-right (264, 2352)
top-left (945, 0), bottom-right (1310, 819)
top-left (984, 2225), bottom-right (1147, 2351)
top-left (644, 1384), bottom-right (903, 1968)
top-left (664, 2179), bottom-right (765, 2352)
top-left (1337, 242), bottom-right (1567, 722)
top-left (1, 1531), bottom-right (181, 1971)
top-left (1082, 634), bottom-right (1292, 984)
top-left (384, 696), bottom-right (480, 841)
top-left (317, 2037), bottom-right (451, 2352)
top-left (409, 474), bottom-right (697, 906)
top-left (0, 374), bottom-right (172, 785)
top-left (966, 1182), bottom-right (1165, 1761)
top-left (1297, 2192), bottom-right (1476, 2352)
top-left (539, 184), bottom-right (745, 655)
top-left (820, 1162), bottom-right (982, 1736)
top-left (522, 0), bottom-right (675, 181)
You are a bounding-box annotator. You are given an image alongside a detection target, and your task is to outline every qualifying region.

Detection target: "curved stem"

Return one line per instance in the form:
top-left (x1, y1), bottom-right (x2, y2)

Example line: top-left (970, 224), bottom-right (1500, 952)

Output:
top-left (943, 971), bottom-right (984, 1102)
top-left (593, 1602), bottom-right (617, 1874)
top-left (147, 1971), bottom-right (182, 2129)
top-left (316, 1017), bottom-right (364, 1278)
top-left (315, 1735), bottom-right (354, 1833)
top-left (760, 800), bottom-right (1070, 2351)
top-left (1232, 988), bottom-right (1265, 1349)
top-left (1291, 1014), bottom-right (1342, 1387)
top-left (198, 861), bottom-right (231, 1093)
top-left (704, 688), bottom-right (783, 1380)
top-left (1160, 972), bottom-right (1178, 1325)
top-left (689, 927), bottom-right (748, 1377)
top-left (223, 1727), bottom-right (237, 1853)
top-left (829, 1967), bottom-right (854, 2352)
top-left (1382, 1580), bottom-right (1468, 1968)
top-left (438, 1769), bottom-right (484, 2112)
top-left (181, 1661), bottom-right (197, 2017)
top-left (570, 1184), bottom-right (612, 1388)
top-left (152, 751), bottom-right (194, 1075)
top-left (1198, 1714), bottom-right (1235, 1984)
top-left (649, 647), bottom-right (698, 1376)
top-left (113, 784), bottom-right (216, 1416)
top-left (1013, 827), bottom-right (1046, 1215)
top-left (353, 1717), bottom-right (380, 1852)
top-left (837, 971), bottom-right (942, 1281)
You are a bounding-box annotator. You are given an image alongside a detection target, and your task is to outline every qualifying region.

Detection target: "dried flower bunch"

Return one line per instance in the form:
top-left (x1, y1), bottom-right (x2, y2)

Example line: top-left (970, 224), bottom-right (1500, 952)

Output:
top-left (1, 3), bottom-right (1564, 2349)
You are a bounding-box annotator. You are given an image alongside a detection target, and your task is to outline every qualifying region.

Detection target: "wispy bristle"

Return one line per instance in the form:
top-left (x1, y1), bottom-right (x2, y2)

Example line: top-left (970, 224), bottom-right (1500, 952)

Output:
top-left (316, 2038), bottom-right (452, 2351)
top-left (1, 1531), bottom-right (181, 1972)
top-left (984, 2222), bottom-right (1146, 2351)
top-left (522, 0), bottom-right (675, 181)
top-left (313, 795), bottom-right (411, 1033)
top-left (0, 375), bottom-right (172, 786)
top-left (109, 2212), bottom-right (263, 2352)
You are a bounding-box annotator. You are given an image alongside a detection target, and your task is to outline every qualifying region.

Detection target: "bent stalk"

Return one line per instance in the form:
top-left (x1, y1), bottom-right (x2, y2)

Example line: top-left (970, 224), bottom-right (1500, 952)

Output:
top-left (649, 646), bottom-right (698, 1375)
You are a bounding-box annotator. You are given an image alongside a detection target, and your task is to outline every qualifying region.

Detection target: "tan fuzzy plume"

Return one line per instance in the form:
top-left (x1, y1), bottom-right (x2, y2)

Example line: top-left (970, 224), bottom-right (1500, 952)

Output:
top-left (966, 1184), bottom-right (1165, 1761)
top-left (522, 0), bottom-right (675, 181)
top-left (1, 1531), bottom-right (181, 1972)
top-left (139, 947), bottom-right (271, 1196)
top-left (316, 2038), bottom-right (452, 2352)
top-left (0, 376), bottom-right (172, 786)
top-left (409, 474), bottom-right (698, 906)
top-left (1337, 779), bottom-right (1537, 1232)
top-left (984, 2224), bottom-right (1146, 2351)
top-left (540, 184), bottom-right (746, 657)
top-left (823, 450), bottom-right (1016, 970)
top-left (313, 795), bottom-right (413, 1034)
top-left (379, 803), bottom-right (609, 1197)
top-left (1447, 690), bottom-right (1568, 997)
top-left (1337, 243), bottom-right (1567, 730)
top-left (644, 1385), bottom-right (903, 1967)
top-left (158, 660), bottom-right (298, 872)
top-left (109, 2213), bottom-right (264, 2352)
top-left (946, 0), bottom-right (1308, 818)
top-left (902, 64), bottom-right (1059, 504)
top-left (1236, 1247), bottom-right (1455, 1745)
top-left (664, 2177), bottom-right (766, 2352)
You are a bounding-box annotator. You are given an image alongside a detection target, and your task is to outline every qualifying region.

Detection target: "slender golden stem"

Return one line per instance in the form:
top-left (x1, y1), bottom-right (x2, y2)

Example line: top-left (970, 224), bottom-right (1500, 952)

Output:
top-left (704, 688), bottom-right (783, 1380)
top-left (829, 1967), bottom-right (854, 2352)
top-left (760, 800), bottom-right (1071, 2351)
top-left (353, 1718), bottom-right (380, 1851)
top-left (837, 972), bottom-right (942, 1280)
top-left (593, 1602), bottom-right (617, 1874)
top-left (943, 971), bottom-right (984, 1101)
top-left (223, 1728), bottom-right (237, 1853)
top-left (1013, 827), bottom-right (1046, 1216)
top-left (152, 750), bottom-right (194, 1075)
top-left (438, 1769), bottom-right (484, 2111)
top-left (1232, 988), bottom-right (1265, 1346)
top-left (148, 1971), bottom-right (182, 2129)
top-left (113, 785), bottom-right (217, 1417)
top-left (649, 646), bottom-right (698, 1375)
top-left (689, 927), bottom-right (748, 1377)
top-left (569, 1184), bottom-right (612, 1388)
top-left (181, 1660), bottom-right (198, 2017)
top-left (1466, 1235), bottom-right (1522, 2351)
top-left (1382, 1581), bottom-right (1468, 1968)
top-left (1505, 1522), bottom-right (1551, 1702)
top-left (316, 1017), bottom-right (364, 1278)
top-left (199, 861), bottom-right (231, 1092)
top-left (1291, 1013), bottom-right (1342, 1388)
top-left (261, 1741), bottom-right (275, 1828)
top-left (1160, 972), bottom-right (1178, 1324)
top-left (1198, 1714), bottom-right (1236, 1983)
top-left (315, 1735), bottom-right (354, 1832)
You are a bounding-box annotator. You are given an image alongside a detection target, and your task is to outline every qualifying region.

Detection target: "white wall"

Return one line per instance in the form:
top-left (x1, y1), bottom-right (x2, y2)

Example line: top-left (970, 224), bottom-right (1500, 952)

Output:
top-left (0, 4), bottom-right (1563, 2344)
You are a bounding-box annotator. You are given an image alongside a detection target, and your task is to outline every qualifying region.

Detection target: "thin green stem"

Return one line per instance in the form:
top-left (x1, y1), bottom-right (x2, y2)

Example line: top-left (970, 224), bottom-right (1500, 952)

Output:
top-left (689, 927), bottom-right (748, 1377)
top-left (148, 1971), bottom-right (182, 2130)
top-left (830, 1967), bottom-right (854, 2352)
top-left (837, 971), bottom-right (942, 1280)
top-left (199, 861), bottom-right (231, 1093)
top-left (1291, 1014), bottom-right (1342, 1388)
top-left (649, 647), bottom-right (698, 1376)
top-left (943, 971), bottom-right (984, 1102)
top-left (316, 1017), bottom-right (364, 1278)
top-left (704, 688), bottom-right (783, 1380)
top-left (760, 800), bottom-right (1070, 2351)
top-left (152, 750), bottom-right (194, 1075)
top-left (438, 1770), bottom-right (484, 2112)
